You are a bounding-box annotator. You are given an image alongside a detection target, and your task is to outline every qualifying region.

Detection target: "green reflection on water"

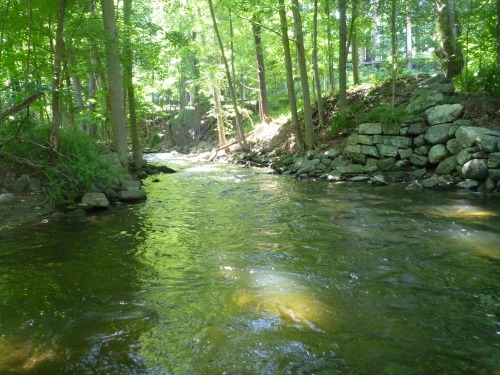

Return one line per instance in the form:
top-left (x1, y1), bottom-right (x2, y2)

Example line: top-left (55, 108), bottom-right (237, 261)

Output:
top-left (1, 159), bottom-right (499, 374)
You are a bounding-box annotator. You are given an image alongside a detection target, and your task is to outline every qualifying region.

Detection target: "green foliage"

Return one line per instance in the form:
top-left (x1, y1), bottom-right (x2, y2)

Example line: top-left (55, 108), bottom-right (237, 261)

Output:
top-left (148, 132), bottom-right (162, 148)
top-left (356, 104), bottom-right (409, 125)
top-left (0, 122), bottom-right (125, 205)
top-left (329, 112), bottom-right (350, 136)
top-left (455, 63), bottom-right (500, 97)
top-left (44, 129), bottom-right (126, 205)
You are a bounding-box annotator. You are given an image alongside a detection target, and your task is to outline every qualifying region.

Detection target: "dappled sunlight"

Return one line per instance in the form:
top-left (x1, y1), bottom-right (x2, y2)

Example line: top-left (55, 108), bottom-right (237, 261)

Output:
top-left (424, 204), bottom-right (497, 220)
top-left (447, 228), bottom-right (500, 261)
top-left (231, 270), bottom-right (334, 332)
top-left (0, 336), bottom-right (59, 373)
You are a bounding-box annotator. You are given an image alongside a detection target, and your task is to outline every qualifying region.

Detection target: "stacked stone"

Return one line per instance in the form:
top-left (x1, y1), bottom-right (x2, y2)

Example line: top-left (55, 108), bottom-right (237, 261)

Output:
top-left (271, 75), bottom-right (500, 192)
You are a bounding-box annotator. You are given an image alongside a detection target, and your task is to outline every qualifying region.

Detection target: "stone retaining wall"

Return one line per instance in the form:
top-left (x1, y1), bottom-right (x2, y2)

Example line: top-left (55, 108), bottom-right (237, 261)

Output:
top-left (270, 75), bottom-right (500, 193)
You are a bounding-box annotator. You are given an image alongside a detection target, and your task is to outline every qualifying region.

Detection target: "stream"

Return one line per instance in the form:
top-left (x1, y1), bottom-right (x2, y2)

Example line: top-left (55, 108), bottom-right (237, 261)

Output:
top-left (0, 153), bottom-right (499, 374)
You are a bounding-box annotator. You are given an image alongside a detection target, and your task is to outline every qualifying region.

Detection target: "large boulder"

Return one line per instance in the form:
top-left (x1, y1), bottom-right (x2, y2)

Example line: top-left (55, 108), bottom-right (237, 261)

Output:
top-left (406, 91), bottom-right (444, 114)
top-left (462, 159), bottom-right (489, 181)
top-left (424, 123), bottom-right (453, 144)
top-left (428, 144), bottom-right (450, 164)
top-left (10, 175), bottom-right (31, 194)
top-left (425, 104), bottom-right (463, 125)
top-left (120, 179), bottom-right (141, 191)
top-left (488, 153), bottom-right (500, 168)
top-left (358, 123), bottom-right (382, 135)
top-left (81, 193), bottom-right (110, 209)
top-left (455, 127), bottom-right (500, 149)
top-left (436, 155), bottom-right (458, 175)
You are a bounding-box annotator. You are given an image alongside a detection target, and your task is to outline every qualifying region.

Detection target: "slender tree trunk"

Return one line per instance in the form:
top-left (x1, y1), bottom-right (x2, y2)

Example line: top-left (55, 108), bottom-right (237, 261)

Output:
top-left (406, 2), bottom-right (413, 70)
top-left (338, 0), bottom-right (347, 115)
top-left (100, 0), bottom-right (128, 169)
top-left (49, 0), bottom-right (66, 162)
top-left (324, 1), bottom-right (335, 92)
top-left (352, 28), bottom-right (360, 85)
top-left (312, 0), bottom-right (324, 128)
top-left (291, 0), bottom-right (315, 150)
top-left (435, 0), bottom-right (464, 78)
top-left (252, 20), bottom-right (271, 123)
top-left (25, 0), bottom-right (32, 92)
top-left (278, 0), bottom-right (304, 152)
top-left (123, 0), bottom-right (143, 171)
top-left (208, 0), bottom-right (248, 151)
top-left (229, 9), bottom-right (240, 109)
top-left (214, 86), bottom-right (226, 147)
top-left (391, 0), bottom-right (397, 113)
top-left (367, 0), bottom-right (379, 63)
top-left (62, 47), bottom-right (76, 128)
top-left (497, 0), bottom-right (500, 66)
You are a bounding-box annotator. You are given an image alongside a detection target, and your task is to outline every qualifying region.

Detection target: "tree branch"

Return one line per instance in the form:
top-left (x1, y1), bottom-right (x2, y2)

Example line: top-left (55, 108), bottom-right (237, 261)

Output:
top-left (0, 92), bottom-right (44, 125)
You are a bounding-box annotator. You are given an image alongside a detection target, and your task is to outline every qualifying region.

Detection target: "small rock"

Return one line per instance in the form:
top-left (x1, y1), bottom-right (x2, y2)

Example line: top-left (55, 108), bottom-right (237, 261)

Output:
top-left (0, 193), bottom-right (15, 204)
top-left (348, 175), bottom-right (371, 182)
top-left (405, 181), bottom-right (423, 191)
top-left (118, 190), bottom-right (147, 202)
top-left (371, 175), bottom-right (388, 186)
top-left (81, 193), bottom-right (110, 209)
top-left (11, 175), bottom-right (31, 194)
top-left (456, 179), bottom-right (480, 190)
top-left (326, 171), bottom-right (342, 182)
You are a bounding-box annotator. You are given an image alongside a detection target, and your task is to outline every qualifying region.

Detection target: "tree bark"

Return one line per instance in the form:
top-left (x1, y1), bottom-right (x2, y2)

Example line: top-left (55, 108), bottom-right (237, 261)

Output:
top-left (213, 86), bottom-right (226, 148)
top-left (290, 0), bottom-right (315, 150)
top-left (252, 20), bottom-right (271, 123)
top-left (100, 0), bottom-right (128, 169)
top-left (49, 0), bottom-right (67, 163)
top-left (391, 0), bottom-right (397, 112)
top-left (435, 0), bottom-right (464, 78)
top-left (0, 92), bottom-right (43, 125)
top-left (312, 0), bottom-right (324, 128)
top-left (208, 0), bottom-right (248, 151)
top-left (352, 28), bottom-right (359, 85)
top-left (406, 2), bottom-right (413, 70)
top-left (324, 1), bottom-right (335, 92)
top-left (278, 0), bottom-right (304, 152)
top-left (338, 0), bottom-right (347, 115)
top-left (123, 0), bottom-right (143, 171)
top-left (497, 0), bottom-right (500, 66)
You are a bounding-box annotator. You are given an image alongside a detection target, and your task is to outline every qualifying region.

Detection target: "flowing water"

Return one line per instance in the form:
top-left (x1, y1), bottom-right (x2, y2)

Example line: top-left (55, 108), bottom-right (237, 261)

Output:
top-left (1, 153), bottom-right (499, 374)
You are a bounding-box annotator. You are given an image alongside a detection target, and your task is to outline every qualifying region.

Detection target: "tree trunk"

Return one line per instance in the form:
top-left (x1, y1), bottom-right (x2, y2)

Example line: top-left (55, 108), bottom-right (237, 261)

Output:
top-left (312, 0), bottom-right (324, 128)
top-left (208, 0), bottom-right (248, 151)
top-left (278, 0), bottom-right (304, 152)
top-left (100, 0), bottom-right (128, 169)
top-left (435, 0), bottom-right (464, 79)
top-left (213, 86), bottom-right (226, 148)
top-left (391, 0), bottom-right (397, 112)
top-left (123, 0), bottom-right (143, 171)
top-left (352, 27), bottom-right (360, 85)
top-left (252, 20), bottom-right (271, 123)
top-left (324, 1), bottom-right (335, 92)
top-left (338, 0), bottom-right (347, 115)
top-left (367, 0), bottom-right (379, 62)
top-left (290, 0), bottom-right (315, 150)
top-left (49, 0), bottom-right (66, 163)
top-left (406, 2), bottom-right (413, 70)
top-left (497, 0), bottom-right (500, 66)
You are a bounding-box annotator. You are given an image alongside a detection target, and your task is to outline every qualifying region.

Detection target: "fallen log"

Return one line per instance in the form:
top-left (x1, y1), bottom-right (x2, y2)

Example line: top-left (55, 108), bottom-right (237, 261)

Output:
top-left (0, 92), bottom-right (44, 125)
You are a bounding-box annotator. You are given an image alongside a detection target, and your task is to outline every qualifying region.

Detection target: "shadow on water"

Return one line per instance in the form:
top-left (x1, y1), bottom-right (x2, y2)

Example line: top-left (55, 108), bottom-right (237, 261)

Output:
top-left (1, 156), bottom-right (500, 374)
top-left (0, 206), bottom-right (157, 374)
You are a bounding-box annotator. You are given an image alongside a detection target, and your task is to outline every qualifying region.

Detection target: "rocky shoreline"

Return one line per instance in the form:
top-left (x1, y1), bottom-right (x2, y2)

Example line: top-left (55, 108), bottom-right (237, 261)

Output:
top-left (237, 76), bottom-right (500, 194)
